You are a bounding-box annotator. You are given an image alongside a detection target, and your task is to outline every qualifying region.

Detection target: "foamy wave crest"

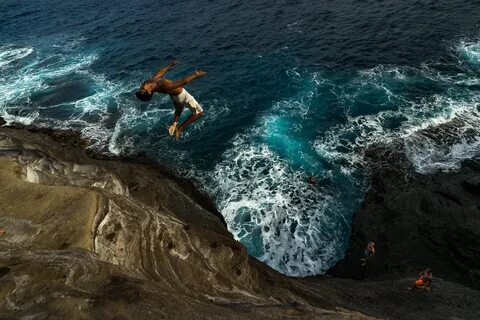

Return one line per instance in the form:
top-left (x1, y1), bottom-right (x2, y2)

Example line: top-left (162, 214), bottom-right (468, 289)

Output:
top-left (0, 45), bottom-right (97, 120)
top-left (404, 101), bottom-right (480, 173)
top-left (314, 58), bottom-right (480, 174)
top-left (108, 105), bottom-right (147, 155)
top-left (458, 40), bottom-right (480, 66)
top-left (0, 45), bottom-right (33, 69)
top-left (0, 41), bottom-right (128, 149)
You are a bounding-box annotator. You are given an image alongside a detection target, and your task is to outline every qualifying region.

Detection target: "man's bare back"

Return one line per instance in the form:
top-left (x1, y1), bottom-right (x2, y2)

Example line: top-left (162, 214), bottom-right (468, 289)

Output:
top-left (136, 60), bottom-right (207, 140)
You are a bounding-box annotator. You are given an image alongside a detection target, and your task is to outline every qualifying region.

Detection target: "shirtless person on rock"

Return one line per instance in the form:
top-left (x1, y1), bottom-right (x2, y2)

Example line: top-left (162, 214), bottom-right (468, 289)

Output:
top-left (136, 60), bottom-right (206, 140)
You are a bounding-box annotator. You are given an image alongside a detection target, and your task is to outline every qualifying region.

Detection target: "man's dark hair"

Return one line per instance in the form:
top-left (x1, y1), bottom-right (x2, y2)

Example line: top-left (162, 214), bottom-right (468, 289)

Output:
top-left (136, 90), bottom-right (153, 102)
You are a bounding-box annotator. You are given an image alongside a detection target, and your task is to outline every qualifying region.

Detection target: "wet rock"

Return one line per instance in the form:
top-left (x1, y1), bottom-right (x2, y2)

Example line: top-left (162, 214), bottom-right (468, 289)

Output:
top-left (461, 176), bottom-right (480, 195)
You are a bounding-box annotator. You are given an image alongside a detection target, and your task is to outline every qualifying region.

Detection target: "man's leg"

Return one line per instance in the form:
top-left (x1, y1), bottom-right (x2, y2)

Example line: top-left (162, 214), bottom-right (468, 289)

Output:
top-left (175, 112), bottom-right (204, 140)
top-left (169, 103), bottom-right (184, 135)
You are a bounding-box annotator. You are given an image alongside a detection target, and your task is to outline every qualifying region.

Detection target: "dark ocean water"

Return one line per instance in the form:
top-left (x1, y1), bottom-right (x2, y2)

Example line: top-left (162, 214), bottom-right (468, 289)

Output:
top-left (2, 0), bottom-right (480, 276)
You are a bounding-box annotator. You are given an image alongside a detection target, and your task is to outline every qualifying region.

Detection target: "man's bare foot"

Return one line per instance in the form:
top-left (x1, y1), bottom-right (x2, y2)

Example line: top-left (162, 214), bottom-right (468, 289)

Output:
top-left (168, 122), bottom-right (177, 136)
top-left (175, 127), bottom-right (183, 141)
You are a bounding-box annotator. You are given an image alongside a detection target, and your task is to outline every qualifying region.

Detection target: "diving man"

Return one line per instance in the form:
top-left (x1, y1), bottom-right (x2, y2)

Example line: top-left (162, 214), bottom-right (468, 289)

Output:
top-left (136, 60), bottom-right (207, 140)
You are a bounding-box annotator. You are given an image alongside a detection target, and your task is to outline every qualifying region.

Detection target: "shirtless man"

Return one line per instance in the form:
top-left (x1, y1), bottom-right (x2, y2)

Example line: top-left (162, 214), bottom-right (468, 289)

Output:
top-left (135, 60), bottom-right (207, 140)
top-left (360, 241), bottom-right (375, 266)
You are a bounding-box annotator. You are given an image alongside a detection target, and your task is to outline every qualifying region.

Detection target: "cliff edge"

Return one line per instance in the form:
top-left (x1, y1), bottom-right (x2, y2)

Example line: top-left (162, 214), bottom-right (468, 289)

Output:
top-left (1, 125), bottom-right (479, 319)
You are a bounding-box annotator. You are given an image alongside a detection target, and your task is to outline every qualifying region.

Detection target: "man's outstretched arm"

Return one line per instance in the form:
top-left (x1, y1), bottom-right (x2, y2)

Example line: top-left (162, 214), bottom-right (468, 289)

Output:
top-left (169, 69), bottom-right (207, 88)
top-left (153, 60), bottom-right (180, 80)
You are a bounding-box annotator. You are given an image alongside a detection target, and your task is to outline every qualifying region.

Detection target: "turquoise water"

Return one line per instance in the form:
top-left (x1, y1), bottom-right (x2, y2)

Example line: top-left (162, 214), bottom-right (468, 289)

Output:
top-left (2, 0), bottom-right (480, 276)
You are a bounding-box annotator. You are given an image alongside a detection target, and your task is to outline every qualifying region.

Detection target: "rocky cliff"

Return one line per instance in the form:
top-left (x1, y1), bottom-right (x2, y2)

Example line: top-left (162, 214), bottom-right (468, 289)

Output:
top-left (1, 125), bottom-right (479, 320)
top-left (329, 142), bottom-right (480, 290)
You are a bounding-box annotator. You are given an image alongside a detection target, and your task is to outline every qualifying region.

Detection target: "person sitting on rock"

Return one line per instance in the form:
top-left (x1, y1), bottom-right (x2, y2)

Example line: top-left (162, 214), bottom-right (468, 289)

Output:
top-left (409, 268), bottom-right (433, 291)
top-left (360, 241), bottom-right (375, 266)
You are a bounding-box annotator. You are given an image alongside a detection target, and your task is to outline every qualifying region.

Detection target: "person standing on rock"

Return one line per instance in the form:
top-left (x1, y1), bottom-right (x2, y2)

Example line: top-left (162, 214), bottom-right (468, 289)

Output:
top-left (360, 241), bottom-right (375, 266)
top-left (136, 60), bottom-right (207, 140)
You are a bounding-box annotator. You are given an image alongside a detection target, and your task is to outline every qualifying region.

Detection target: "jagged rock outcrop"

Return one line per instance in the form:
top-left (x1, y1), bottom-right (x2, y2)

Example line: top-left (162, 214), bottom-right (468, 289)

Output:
top-left (329, 142), bottom-right (480, 290)
top-left (1, 124), bottom-right (480, 320)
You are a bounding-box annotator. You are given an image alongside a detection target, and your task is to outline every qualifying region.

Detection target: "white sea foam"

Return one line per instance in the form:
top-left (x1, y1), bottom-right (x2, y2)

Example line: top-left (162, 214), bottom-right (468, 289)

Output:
top-left (0, 42), bottom-right (126, 150)
top-left (207, 133), bottom-right (353, 276)
top-left (406, 135), bottom-right (480, 173)
top-left (314, 59), bottom-right (480, 174)
top-left (0, 49), bottom-right (97, 108)
top-left (457, 40), bottom-right (480, 66)
top-left (108, 105), bottom-right (143, 155)
top-left (0, 46), bottom-right (33, 69)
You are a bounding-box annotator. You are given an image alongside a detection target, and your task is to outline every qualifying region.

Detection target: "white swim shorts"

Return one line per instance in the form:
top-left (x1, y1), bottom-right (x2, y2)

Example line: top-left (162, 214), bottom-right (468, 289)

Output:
top-left (170, 89), bottom-right (204, 114)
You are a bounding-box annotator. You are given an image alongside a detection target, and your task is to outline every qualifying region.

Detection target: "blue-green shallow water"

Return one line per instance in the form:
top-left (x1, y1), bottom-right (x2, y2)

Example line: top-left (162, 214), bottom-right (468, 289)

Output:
top-left (2, 0), bottom-right (480, 276)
